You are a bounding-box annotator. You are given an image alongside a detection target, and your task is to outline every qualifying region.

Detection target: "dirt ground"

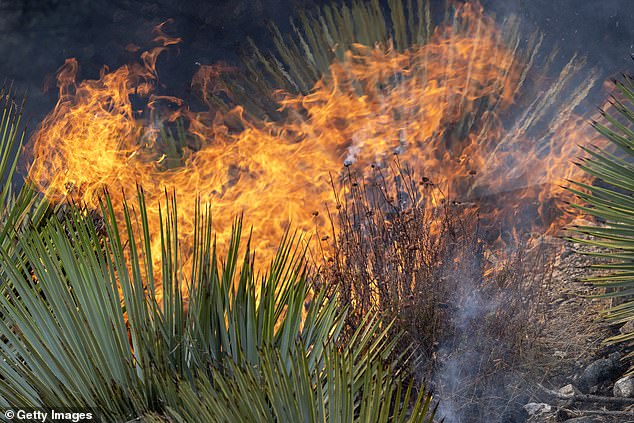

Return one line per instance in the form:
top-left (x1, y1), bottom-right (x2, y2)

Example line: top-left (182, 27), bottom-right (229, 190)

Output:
top-left (521, 232), bottom-right (634, 422)
top-left (529, 237), bottom-right (613, 387)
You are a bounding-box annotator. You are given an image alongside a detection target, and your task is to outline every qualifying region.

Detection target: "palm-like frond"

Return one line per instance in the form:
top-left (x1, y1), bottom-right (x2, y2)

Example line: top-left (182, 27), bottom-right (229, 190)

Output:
top-left (205, 0), bottom-right (434, 119)
top-left (161, 344), bottom-right (437, 423)
top-left (0, 86), bottom-right (47, 251)
top-left (568, 74), bottom-right (634, 356)
top-left (0, 185), bottom-right (435, 420)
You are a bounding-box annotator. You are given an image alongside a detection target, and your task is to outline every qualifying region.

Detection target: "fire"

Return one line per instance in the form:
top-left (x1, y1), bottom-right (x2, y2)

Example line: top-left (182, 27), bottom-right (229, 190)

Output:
top-left (28, 3), bottom-right (603, 300)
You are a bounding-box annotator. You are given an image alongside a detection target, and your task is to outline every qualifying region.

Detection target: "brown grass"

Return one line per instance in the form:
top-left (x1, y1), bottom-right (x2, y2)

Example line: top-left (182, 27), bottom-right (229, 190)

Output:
top-left (317, 159), bottom-right (552, 422)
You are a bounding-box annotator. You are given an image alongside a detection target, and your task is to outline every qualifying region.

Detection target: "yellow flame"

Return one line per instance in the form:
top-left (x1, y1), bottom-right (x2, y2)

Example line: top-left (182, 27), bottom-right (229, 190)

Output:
top-left (28, 4), bottom-right (604, 300)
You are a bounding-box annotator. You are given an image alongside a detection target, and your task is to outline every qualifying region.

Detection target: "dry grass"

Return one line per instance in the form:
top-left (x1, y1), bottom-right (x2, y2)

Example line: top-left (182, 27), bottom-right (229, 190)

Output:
top-left (317, 159), bottom-right (556, 421)
top-left (527, 238), bottom-right (614, 388)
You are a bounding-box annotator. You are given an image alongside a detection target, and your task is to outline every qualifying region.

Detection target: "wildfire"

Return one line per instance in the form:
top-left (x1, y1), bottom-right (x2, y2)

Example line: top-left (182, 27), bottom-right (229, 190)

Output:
top-left (28, 3), bottom-right (603, 300)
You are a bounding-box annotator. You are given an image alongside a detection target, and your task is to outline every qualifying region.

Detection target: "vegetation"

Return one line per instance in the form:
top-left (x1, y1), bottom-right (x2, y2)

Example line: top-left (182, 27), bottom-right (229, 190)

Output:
top-left (568, 74), bottom-right (634, 370)
top-left (0, 0), bottom-right (622, 420)
top-left (318, 161), bottom-right (548, 422)
top-left (0, 87), bottom-right (48, 249)
top-left (0, 93), bottom-right (436, 420)
top-left (198, 0), bottom-right (432, 119)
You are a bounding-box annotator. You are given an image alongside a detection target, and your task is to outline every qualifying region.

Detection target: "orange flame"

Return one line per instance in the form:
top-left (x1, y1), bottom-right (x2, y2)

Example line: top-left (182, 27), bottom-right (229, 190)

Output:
top-left (28, 4), bottom-right (604, 299)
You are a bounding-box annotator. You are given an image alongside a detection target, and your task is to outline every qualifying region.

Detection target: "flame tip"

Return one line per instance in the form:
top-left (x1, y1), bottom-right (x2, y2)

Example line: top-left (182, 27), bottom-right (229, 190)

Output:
top-left (27, 7), bottom-right (593, 297)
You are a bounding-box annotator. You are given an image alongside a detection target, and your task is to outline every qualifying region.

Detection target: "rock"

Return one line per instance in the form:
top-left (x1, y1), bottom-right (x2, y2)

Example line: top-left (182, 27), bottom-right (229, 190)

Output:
top-left (614, 374), bottom-right (634, 397)
top-left (523, 402), bottom-right (551, 416)
top-left (577, 352), bottom-right (622, 392)
top-left (558, 383), bottom-right (578, 396)
top-left (620, 319), bottom-right (634, 335)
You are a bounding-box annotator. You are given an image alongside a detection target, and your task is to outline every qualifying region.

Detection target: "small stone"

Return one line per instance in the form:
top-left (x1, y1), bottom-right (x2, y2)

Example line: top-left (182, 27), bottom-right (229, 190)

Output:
top-left (523, 402), bottom-right (551, 416)
top-left (620, 319), bottom-right (634, 335)
top-left (558, 384), bottom-right (577, 396)
top-left (614, 374), bottom-right (634, 397)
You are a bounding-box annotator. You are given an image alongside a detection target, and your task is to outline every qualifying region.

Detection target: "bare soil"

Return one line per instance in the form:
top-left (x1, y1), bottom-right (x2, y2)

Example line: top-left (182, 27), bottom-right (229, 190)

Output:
top-left (521, 232), bottom-right (634, 422)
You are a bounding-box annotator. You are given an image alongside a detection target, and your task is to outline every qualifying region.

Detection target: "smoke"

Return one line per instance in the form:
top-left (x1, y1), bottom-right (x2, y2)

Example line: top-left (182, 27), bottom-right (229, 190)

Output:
top-left (1, 1), bottom-right (630, 420)
top-left (434, 233), bottom-right (487, 422)
top-left (482, 0), bottom-right (634, 103)
top-left (436, 288), bottom-right (499, 422)
top-left (428, 228), bottom-right (550, 423)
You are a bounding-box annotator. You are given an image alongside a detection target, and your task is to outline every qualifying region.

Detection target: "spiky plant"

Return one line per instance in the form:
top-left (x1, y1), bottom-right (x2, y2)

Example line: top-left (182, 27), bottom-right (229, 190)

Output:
top-left (223, 0), bottom-right (434, 119)
top-left (568, 74), bottom-right (634, 369)
top-left (0, 178), bottom-right (436, 421)
top-left (0, 24), bottom-right (438, 420)
top-left (0, 86), bottom-right (48, 250)
top-left (200, 0), bottom-right (456, 119)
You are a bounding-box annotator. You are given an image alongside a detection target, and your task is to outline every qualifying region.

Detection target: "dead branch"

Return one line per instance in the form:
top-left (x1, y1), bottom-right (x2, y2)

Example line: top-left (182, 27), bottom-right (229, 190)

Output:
top-left (537, 383), bottom-right (634, 405)
top-left (562, 408), bottom-right (634, 417)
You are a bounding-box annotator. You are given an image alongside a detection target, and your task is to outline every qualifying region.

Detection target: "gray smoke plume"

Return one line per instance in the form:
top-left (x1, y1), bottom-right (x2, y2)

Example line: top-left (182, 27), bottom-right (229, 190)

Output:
top-left (429, 231), bottom-right (546, 423)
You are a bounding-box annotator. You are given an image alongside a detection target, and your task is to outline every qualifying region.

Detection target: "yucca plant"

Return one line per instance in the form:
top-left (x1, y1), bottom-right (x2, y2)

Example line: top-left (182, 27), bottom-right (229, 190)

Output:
top-left (568, 74), bottom-right (634, 368)
top-left (159, 344), bottom-right (436, 423)
top-left (227, 0), bottom-right (435, 119)
top-left (0, 179), bottom-right (436, 421)
top-left (0, 78), bottom-right (436, 421)
top-left (0, 86), bottom-right (48, 251)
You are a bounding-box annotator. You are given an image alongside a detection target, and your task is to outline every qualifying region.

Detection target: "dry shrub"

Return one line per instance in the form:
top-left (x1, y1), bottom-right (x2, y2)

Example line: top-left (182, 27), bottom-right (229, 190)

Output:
top-left (318, 160), bottom-right (550, 422)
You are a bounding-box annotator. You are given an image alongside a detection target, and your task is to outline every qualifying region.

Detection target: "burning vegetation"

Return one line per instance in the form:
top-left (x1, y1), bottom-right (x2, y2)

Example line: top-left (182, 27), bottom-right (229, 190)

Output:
top-left (0, 0), bottom-right (633, 422)
top-left (27, 2), bottom-right (602, 300)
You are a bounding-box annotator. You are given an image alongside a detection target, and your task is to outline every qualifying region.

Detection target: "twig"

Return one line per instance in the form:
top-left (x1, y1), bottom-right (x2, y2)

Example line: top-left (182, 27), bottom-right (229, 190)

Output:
top-left (537, 383), bottom-right (634, 405)
top-left (562, 408), bottom-right (634, 417)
